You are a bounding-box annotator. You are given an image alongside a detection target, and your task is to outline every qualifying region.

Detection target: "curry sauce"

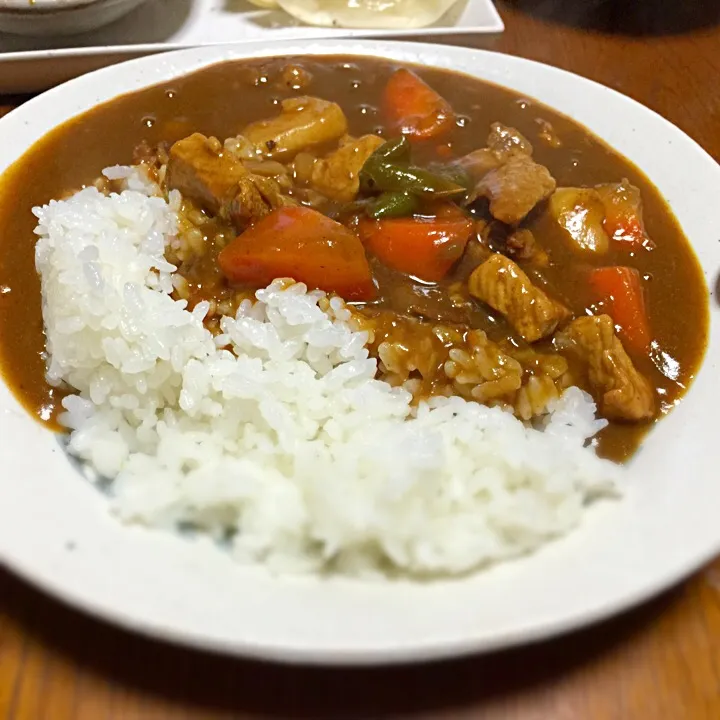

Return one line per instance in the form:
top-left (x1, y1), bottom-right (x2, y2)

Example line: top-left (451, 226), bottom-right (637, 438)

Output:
top-left (0, 56), bottom-right (709, 461)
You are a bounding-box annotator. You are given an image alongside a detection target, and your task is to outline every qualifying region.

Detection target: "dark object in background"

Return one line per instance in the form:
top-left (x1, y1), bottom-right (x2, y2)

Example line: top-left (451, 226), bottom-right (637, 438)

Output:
top-left (502, 0), bottom-right (720, 36)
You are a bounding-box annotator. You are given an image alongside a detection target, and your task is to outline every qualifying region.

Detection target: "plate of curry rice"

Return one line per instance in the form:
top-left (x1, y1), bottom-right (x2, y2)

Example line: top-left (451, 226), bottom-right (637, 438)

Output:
top-left (0, 40), bottom-right (717, 664)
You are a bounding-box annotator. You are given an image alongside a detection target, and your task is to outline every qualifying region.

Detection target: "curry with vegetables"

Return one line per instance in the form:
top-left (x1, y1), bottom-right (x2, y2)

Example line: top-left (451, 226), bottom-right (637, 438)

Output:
top-left (0, 56), bottom-right (708, 460)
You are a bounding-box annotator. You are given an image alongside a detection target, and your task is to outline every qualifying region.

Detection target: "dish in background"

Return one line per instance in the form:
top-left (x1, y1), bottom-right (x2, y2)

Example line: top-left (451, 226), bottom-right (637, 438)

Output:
top-left (0, 41), bottom-right (718, 664)
top-left (0, 0), bottom-right (504, 94)
top-left (0, 0), bottom-right (149, 36)
top-left (247, 0), bottom-right (463, 28)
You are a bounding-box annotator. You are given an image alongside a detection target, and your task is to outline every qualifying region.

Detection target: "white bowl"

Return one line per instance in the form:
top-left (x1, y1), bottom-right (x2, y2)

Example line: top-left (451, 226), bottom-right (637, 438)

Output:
top-left (0, 40), bottom-right (718, 665)
top-left (0, 0), bottom-right (149, 36)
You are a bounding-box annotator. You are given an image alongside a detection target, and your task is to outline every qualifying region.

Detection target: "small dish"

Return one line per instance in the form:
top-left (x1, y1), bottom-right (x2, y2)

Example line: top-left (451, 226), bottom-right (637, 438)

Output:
top-left (0, 0), bottom-right (149, 36)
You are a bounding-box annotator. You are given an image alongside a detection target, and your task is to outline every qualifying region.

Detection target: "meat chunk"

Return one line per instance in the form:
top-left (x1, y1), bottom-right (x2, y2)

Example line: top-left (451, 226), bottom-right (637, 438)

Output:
top-left (225, 178), bottom-right (268, 226)
top-left (475, 222), bottom-right (548, 267)
top-left (505, 229), bottom-right (549, 266)
top-left (556, 315), bottom-right (655, 421)
top-left (166, 133), bottom-right (248, 215)
top-left (222, 174), bottom-right (297, 232)
top-left (458, 122), bottom-right (555, 224)
top-left (487, 122), bottom-right (533, 159)
top-left (455, 123), bottom-right (532, 182)
top-left (249, 174), bottom-right (295, 208)
top-left (166, 133), bottom-right (296, 230)
top-left (242, 96), bottom-right (348, 159)
top-left (475, 154), bottom-right (557, 225)
top-left (468, 254), bottom-right (569, 342)
top-left (311, 134), bottom-right (384, 202)
top-left (456, 148), bottom-right (503, 182)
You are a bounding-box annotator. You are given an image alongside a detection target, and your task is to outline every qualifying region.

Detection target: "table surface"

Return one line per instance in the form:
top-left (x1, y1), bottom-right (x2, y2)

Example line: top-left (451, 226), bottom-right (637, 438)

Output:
top-left (1, 1), bottom-right (720, 718)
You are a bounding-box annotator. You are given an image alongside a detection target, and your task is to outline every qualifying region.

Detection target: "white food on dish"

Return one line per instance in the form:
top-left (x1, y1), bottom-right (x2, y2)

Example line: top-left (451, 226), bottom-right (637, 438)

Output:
top-left (246, 0), bottom-right (462, 29)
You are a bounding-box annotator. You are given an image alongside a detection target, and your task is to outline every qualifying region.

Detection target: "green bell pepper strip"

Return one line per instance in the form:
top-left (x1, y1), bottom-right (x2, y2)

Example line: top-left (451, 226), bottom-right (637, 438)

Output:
top-left (366, 192), bottom-right (420, 219)
top-left (360, 160), bottom-right (465, 198)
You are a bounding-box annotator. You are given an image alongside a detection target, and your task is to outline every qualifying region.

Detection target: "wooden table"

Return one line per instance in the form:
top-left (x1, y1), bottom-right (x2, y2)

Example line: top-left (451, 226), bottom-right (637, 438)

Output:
top-left (2, 2), bottom-right (720, 718)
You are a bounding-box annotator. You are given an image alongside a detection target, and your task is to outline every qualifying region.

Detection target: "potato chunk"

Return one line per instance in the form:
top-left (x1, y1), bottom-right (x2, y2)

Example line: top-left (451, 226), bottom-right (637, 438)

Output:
top-left (243, 97), bottom-right (348, 159)
top-left (311, 134), bottom-right (384, 202)
top-left (549, 188), bottom-right (610, 254)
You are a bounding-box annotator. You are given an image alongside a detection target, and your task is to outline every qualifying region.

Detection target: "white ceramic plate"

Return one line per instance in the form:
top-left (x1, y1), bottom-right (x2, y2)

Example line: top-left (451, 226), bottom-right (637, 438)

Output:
top-left (0, 0), bottom-right (504, 93)
top-left (0, 41), bottom-right (718, 666)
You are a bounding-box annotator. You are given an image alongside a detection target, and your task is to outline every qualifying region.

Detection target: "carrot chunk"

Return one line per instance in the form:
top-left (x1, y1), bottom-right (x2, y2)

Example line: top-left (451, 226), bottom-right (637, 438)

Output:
top-left (384, 69), bottom-right (456, 142)
top-left (218, 207), bottom-right (375, 301)
top-left (359, 204), bottom-right (473, 283)
top-left (589, 266), bottom-right (651, 353)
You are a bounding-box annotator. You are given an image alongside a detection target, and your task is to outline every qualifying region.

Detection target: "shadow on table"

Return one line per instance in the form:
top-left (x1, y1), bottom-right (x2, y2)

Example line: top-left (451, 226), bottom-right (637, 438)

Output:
top-left (1, 567), bottom-right (682, 718)
top-left (500, 0), bottom-right (720, 36)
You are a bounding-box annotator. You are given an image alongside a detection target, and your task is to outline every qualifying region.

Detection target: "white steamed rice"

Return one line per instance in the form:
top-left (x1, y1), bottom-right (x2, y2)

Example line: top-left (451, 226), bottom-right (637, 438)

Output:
top-left (33, 170), bottom-right (620, 577)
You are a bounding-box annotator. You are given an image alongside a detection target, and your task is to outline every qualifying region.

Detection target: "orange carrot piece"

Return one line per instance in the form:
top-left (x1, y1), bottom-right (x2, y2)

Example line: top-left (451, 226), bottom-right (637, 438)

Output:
top-left (218, 207), bottom-right (376, 301)
top-left (384, 69), bottom-right (456, 142)
top-left (589, 266), bottom-right (651, 353)
top-left (359, 205), bottom-right (473, 283)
